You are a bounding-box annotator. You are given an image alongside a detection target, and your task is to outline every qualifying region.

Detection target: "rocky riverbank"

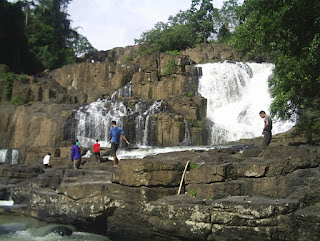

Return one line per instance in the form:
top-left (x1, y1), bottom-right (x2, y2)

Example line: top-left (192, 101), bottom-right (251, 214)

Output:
top-left (1, 143), bottom-right (320, 241)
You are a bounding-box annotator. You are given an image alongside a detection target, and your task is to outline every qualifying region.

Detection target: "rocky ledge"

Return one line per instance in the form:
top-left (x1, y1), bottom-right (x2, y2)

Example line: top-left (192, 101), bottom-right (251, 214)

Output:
top-left (1, 145), bottom-right (320, 241)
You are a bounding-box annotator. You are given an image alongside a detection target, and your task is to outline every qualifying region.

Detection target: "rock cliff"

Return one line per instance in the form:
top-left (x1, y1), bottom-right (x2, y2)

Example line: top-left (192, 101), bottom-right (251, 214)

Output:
top-left (1, 145), bottom-right (320, 241)
top-left (0, 44), bottom-right (238, 162)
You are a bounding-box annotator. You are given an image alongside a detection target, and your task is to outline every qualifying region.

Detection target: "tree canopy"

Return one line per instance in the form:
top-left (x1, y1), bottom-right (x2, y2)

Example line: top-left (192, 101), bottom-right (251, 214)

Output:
top-left (230, 0), bottom-right (320, 142)
top-left (0, 0), bottom-right (95, 74)
top-left (135, 0), bottom-right (241, 54)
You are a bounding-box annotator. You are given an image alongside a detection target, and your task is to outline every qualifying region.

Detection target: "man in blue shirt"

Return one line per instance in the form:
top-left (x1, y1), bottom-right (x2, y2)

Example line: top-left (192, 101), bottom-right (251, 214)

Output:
top-left (110, 121), bottom-right (130, 167)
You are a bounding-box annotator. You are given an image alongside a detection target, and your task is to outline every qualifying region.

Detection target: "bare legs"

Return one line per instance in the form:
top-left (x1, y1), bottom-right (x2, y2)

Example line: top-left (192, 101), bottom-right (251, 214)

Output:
top-left (113, 156), bottom-right (119, 167)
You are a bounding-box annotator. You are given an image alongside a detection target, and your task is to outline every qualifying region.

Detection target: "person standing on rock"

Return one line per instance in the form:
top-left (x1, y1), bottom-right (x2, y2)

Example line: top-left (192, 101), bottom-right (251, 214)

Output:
top-left (259, 110), bottom-right (272, 149)
top-left (71, 141), bottom-right (82, 169)
top-left (109, 121), bottom-right (130, 167)
top-left (93, 139), bottom-right (101, 164)
top-left (76, 139), bottom-right (81, 147)
top-left (43, 152), bottom-right (52, 168)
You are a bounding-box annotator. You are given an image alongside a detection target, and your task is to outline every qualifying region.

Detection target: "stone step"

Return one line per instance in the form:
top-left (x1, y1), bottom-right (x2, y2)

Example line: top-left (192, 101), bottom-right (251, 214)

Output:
top-left (186, 180), bottom-right (248, 199)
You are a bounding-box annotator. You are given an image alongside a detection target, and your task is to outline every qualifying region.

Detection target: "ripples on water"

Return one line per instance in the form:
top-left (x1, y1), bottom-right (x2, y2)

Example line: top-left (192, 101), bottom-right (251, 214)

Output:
top-left (0, 215), bottom-right (110, 241)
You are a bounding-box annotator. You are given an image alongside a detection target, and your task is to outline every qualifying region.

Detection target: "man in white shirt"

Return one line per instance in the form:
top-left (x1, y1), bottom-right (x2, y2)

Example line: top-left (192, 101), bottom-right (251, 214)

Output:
top-left (43, 152), bottom-right (52, 168)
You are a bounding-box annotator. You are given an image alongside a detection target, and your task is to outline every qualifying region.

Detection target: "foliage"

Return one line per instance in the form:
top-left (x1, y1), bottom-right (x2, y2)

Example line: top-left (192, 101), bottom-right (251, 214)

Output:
top-left (166, 50), bottom-right (181, 55)
top-left (183, 92), bottom-right (195, 97)
top-left (188, 189), bottom-right (196, 197)
top-left (164, 58), bottom-right (177, 76)
top-left (217, 24), bottom-right (232, 42)
top-left (124, 55), bottom-right (134, 61)
top-left (148, 87), bottom-right (152, 99)
top-left (292, 109), bottom-right (320, 144)
top-left (135, 22), bottom-right (197, 55)
top-left (11, 96), bottom-right (26, 105)
top-left (231, 0), bottom-right (320, 143)
top-left (189, 0), bottom-right (217, 43)
top-left (0, 72), bottom-right (16, 96)
top-left (0, 72), bottom-right (29, 102)
top-left (0, 0), bottom-right (95, 74)
top-left (68, 29), bottom-right (95, 57)
top-left (16, 74), bottom-right (29, 83)
top-left (189, 162), bottom-right (199, 169)
top-left (0, 0), bottom-right (35, 73)
top-left (220, 0), bottom-right (241, 32)
top-left (134, 0), bottom-right (237, 55)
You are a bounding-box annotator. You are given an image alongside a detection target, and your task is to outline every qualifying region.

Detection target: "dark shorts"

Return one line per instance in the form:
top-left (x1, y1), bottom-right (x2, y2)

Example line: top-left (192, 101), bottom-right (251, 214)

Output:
top-left (110, 142), bottom-right (119, 156)
top-left (94, 152), bottom-right (100, 157)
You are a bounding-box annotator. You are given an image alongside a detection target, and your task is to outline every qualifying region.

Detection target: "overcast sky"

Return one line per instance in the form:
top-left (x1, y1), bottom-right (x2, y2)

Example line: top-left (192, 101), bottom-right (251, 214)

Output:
top-left (67, 0), bottom-right (236, 51)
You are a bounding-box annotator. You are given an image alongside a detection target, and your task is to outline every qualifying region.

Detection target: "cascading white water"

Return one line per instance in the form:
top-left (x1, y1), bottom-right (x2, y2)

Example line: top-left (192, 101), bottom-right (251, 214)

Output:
top-left (197, 61), bottom-right (295, 144)
top-left (179, 118), bottom-right (192, 146)
top-left (118, 81), bottom-right (132, 98)
top-left (0, 149), bottom-right (7, 163)
top-left (75, 95), bottom-right (162, 148)
top-left (0, 149), bottom-right (19, 164)
top-left (12, 149), bottom-right (19, 164)
top-left (75, 99), bottom-right (126, 148)
top-left (142, 101), bottom-right (162, 146)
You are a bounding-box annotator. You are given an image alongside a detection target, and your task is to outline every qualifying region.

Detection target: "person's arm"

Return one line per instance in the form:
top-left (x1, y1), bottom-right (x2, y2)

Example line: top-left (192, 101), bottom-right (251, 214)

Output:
top-left (263, 119), bottom-right (269, 131)
top-left (121, 135), bottom-right (130, 145)
top-left (71, 147), bottom-right (74, 162)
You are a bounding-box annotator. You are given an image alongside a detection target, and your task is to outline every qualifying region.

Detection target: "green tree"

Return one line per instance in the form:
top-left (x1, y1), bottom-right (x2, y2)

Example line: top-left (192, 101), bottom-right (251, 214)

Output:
top-left (135, 0), bottom-right (219, 54)
top-left (189, 0), bottom-right (217, 43)
top-left (231, 0), bottom-right (320, 142)
top-left (0, 0), bottom-right (95, 73)
top-left (135, 21), bottom-right (197, 54)
top-left (26, 0), bottom-right (75, 69)
top-left (69, 30), bottom-right (95, 57)
top-left (220, 0), bottom-right (240, 31)
top-left (0, 0), bottom-right (34, 72)
top-left (216, 0), bottom-right (241, 41)
top-left (217, 23), bottom-right (231, 42)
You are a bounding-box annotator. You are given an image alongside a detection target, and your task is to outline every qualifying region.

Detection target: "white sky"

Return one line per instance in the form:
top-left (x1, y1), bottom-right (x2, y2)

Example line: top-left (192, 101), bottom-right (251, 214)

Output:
top-left (67, 0), bottom-right (234, 51)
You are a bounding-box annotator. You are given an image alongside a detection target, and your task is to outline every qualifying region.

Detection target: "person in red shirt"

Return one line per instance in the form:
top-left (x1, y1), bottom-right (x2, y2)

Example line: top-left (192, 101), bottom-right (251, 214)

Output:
top-left (93, 139), bottom-right (101, 164)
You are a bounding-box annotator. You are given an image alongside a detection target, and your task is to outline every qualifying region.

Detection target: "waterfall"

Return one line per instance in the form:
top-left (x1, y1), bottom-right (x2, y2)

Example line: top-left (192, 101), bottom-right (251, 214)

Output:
top-left (0, 149), bottom-right (7, 163)
top-left (12, 150), bottom-right (19, 164)
top-left (118, 81), bottom-right (132, 98)
top-left (0, 149), bottom-right (19, 164)
top-left (179, 118), bottom-right (192, 146)
top-left (143, 115), bottom-right (151, 146)
top-left (142, 101), bottom-right (162, 146)
top-left (135, 102), bottom-right (145, 146)
top-left (75, 99), bottom-right (126, 147)
top-left (197, 61), bottom-right (295, 144)
top-left (75, 96), bottom-right (163, 148)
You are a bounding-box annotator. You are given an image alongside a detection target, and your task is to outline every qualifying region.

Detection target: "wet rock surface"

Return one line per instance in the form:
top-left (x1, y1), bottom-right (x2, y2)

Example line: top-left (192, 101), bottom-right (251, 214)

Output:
top-left (1, 145), bottom-right (320, 241)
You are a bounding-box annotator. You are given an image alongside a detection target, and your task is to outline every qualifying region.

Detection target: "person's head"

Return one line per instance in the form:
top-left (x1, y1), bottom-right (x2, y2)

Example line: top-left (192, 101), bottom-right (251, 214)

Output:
top-left (111, 120), bottom-right (117, 127)
top-left (48, 152), bottom-right (51, 156)
top-left (259, 110), bottom-right (266, 118)
top-left (73, 141), bottom-right (76, 145)
top-left (96, 139), bottom-right (99, 142)
top-left (76, 139), bottom-right (79, 142)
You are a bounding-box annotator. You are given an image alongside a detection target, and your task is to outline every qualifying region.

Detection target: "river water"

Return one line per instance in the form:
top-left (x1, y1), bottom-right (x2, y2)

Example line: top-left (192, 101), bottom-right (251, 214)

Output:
top-left (0, 214), bottom-right (110, 241)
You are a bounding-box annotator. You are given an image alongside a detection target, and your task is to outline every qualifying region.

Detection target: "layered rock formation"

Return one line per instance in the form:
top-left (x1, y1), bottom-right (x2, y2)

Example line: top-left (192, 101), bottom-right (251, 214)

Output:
top-left (0, 44), bottom-right (235, 163)
top-left (1, 145), bottom-right (319, 241)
